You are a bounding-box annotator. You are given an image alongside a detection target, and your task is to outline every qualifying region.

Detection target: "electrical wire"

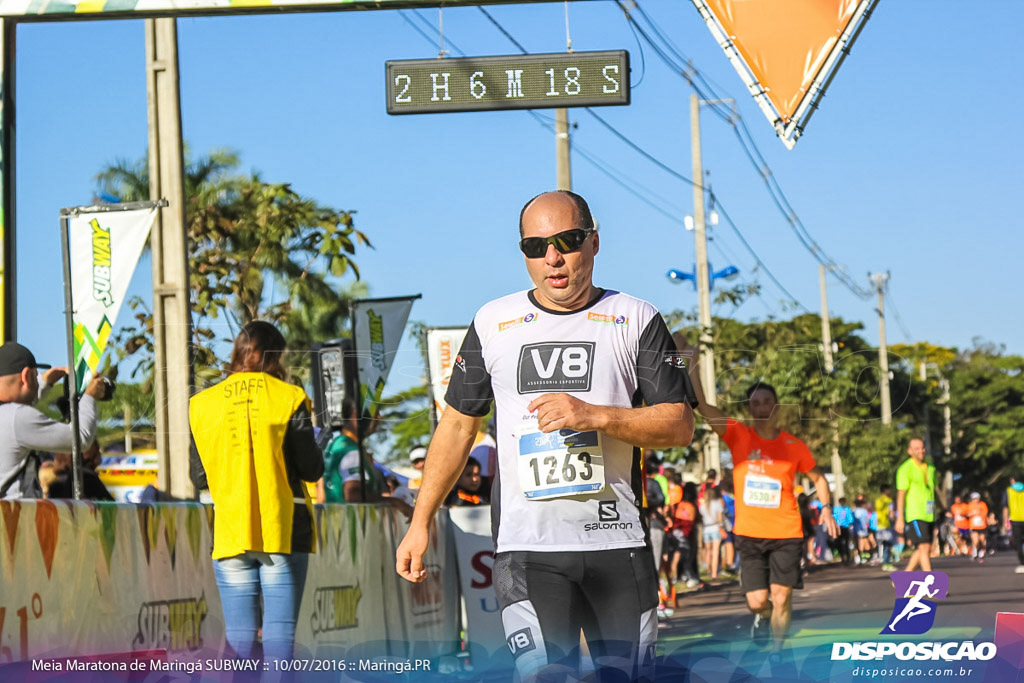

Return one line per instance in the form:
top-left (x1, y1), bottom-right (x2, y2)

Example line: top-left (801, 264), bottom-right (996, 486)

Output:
top-left (411, 9), bottom-right (467, 57)
top-left (404, 5), bottom-right (797, 313)
top-left (398, 11), bottom-right (440, 52)
top-left (623, 0), bottom-right (875, 301)
top-left (885, 291), bottom-right (913, 341)
top-left (477, 6), bottom-right (529, 54)
top-left (584, 109), bottom-right (697, 187)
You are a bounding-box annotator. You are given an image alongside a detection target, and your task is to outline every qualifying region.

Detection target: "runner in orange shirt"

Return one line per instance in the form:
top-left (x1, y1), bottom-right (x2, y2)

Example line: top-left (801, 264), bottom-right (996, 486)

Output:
top-left (967, 492), bottom-right (990, 562)
top-left (948, 495), bottom-right (971, 555)
top-left (677, 335), bottom-right (838, 655)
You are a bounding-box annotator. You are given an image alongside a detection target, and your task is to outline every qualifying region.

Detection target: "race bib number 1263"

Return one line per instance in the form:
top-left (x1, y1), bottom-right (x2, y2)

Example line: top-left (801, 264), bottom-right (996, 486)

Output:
top-left (516, 427), bottom-right (605, 500)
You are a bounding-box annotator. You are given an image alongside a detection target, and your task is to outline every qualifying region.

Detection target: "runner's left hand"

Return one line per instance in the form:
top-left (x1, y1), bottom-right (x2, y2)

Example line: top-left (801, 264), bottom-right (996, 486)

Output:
top-left (821, 507), bottom-right (840, 538)
top-left (528, 393), bottom-right (600, 433)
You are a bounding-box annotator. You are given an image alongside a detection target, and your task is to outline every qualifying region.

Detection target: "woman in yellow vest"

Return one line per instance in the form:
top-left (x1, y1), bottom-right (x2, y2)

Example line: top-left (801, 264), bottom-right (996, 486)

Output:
top-left (189, 321), bottom-right (324, 662)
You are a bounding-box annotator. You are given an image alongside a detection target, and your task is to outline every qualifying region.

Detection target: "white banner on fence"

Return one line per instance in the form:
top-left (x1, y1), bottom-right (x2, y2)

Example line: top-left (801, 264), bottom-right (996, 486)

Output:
top-left (0, 501), bottom-right (459, 665)
top-left (66, 207), bottom-right (156, 391)
top-left (448, 505), bottom-right (511, 672)
top-left (425, 327), bottom-right (468, 425)
top-left (351, 296), bottom-right (419, 421)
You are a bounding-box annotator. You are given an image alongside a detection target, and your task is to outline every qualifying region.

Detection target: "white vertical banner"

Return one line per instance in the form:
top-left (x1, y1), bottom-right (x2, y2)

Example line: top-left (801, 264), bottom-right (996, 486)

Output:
top-left (67, 207), bottom-right (157, 391)
top-left (425, 327), bottom-right (468, 426)
top-left (448, 506), bottom-right (511, 672)
top-left (351, 295), bottom-right (419, 420)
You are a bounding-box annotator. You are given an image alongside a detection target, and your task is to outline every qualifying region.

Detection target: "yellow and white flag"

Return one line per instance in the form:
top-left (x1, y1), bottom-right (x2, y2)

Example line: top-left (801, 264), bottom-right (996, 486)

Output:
top-left (68, 207), bottom-right (156, 390)
top-left (351, 295), bottom-right (419, 421)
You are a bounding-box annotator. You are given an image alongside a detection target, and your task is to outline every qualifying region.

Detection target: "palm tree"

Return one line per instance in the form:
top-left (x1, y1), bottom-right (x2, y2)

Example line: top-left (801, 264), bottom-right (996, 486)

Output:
top-left (95, 147), bottom-right (370, 385)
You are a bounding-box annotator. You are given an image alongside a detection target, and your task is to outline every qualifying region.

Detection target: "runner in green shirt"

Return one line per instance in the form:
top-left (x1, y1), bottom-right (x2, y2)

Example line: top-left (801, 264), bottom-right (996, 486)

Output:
top-left (895, 438), bottom-right (943, 572)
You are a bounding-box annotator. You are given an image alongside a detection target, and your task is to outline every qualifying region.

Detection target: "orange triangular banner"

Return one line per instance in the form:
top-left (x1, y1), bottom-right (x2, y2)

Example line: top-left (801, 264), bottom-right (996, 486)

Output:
top-left (1, 500), bottom-right (21, 559)
top-left (694, 0), bottom-right (875, 147)
top-left (34, 501), bottom-right (59, 579)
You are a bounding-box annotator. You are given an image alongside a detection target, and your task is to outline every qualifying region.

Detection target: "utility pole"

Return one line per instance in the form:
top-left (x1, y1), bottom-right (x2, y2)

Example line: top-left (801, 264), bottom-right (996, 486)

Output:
top-left (920, 361), bottom-right (933, 456)
top-left (555, 108), bottom-right (571, 191)
top-left (691, 93), bottom-right (719, 474)
top-left (146, 18), bottom-right (193, 499)
top-left (870, 272), bottom-right (892, 425)
top-left (941, 378), bottom-right (952, 459)
top-left (819, 265), bottom-right (844, 498)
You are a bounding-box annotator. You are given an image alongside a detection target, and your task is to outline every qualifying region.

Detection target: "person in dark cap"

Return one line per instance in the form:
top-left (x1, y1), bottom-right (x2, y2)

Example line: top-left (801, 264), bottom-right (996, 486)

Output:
top-left (0, 342), bottom-right (107, 499)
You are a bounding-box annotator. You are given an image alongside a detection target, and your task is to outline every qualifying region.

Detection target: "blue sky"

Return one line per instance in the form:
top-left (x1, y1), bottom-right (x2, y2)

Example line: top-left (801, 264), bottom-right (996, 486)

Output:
top-left (14, 0), bottom-right (1024, 394)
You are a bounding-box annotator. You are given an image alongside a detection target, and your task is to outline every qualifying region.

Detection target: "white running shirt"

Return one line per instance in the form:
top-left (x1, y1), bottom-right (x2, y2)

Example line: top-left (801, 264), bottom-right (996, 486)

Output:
top-left (444, 288), bottom-right (696, 553)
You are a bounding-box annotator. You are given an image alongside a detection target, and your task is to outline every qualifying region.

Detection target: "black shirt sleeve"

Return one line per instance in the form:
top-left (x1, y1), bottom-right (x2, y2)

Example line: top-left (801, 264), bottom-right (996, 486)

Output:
top-left (189, 438), bottom-right (208, 491)
top-left (443, 322), bottom-right (494, 418)
top-left (283, 404), bottom-right (325, 483)
top-left (635, 314), bottom-right (699, 408)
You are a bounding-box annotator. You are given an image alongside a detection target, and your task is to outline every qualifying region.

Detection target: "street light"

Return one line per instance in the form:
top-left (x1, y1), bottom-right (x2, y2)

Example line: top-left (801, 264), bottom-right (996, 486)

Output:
top-left (666, 264), bottom-right (739, 290)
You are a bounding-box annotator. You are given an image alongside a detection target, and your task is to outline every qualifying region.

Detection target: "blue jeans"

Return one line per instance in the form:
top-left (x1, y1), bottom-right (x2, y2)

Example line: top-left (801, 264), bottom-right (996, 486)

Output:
top-left (213, 551), bottom-right (309, 661)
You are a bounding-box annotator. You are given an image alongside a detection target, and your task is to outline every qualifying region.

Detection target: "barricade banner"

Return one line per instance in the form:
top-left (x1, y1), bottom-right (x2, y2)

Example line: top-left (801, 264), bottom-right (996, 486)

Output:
top-left (0, 501), bottom-right (459, 668)
top-left (448, 505), bottom-right (511, 672)
top-left (296, 504), bottom-right (389, 653)
top-left (425, 327), bottom-right (468, 426)
top-left (0, 500), bottom-right (223, 662)
top-left (66, 207), bottom-right (157, 390)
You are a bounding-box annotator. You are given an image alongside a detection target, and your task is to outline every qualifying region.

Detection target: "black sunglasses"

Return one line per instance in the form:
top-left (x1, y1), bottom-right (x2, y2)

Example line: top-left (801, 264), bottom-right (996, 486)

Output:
top-left (519, 228), bottom-right (594, 258)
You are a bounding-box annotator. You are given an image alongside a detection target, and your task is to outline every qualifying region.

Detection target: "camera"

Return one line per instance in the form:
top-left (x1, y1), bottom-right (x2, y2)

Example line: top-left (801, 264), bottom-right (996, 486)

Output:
top-left (96, 376), bottom-right (116, 402)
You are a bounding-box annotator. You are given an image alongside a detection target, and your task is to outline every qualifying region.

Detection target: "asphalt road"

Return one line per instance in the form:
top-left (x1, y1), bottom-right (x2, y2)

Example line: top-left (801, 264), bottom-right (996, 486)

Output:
top-left (654, 551), bottom-right (1024, 682)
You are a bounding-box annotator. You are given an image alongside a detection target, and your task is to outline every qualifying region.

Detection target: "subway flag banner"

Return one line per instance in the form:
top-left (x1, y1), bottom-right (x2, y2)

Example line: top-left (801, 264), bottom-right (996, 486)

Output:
top-left (425, 327), bottom-right (468, 427)
top-left (351, 296), bottom-right (419, 421)
top-left (68, 207), bottom-right (156, 391)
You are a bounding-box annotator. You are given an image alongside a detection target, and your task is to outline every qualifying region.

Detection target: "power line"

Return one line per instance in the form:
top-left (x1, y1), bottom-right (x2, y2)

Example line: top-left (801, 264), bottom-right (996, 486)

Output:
top-left (709, 193), bottom-right (808, 312)
top-left (527, 109), bottom-right (777, 313)
top-left (583, 109), bottom-right (697, 187)
top-left (411, 9), bottom-right (467, 56)
top-left (622, 0), bottom-right (874, 300)
top-left (885, 291), bottom-right (914, 341)
top-left (398, 11), bottom-right (440, 52)
top-left (418, 5), bottom-right (798, 312)
top-left (477, 6), bottom-right (528, 54)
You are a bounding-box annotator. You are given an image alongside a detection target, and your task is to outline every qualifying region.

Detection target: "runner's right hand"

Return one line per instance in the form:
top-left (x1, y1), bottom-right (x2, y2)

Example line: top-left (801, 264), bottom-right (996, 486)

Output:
top-left (396, 524), bottom-right (430, 583)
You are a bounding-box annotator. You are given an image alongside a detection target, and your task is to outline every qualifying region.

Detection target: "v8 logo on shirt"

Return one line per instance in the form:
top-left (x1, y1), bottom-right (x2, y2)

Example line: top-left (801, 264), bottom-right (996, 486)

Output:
top-left (507, 628), bottom-right (537, 657)
top-left (517, 342), bottom-right (595, 393)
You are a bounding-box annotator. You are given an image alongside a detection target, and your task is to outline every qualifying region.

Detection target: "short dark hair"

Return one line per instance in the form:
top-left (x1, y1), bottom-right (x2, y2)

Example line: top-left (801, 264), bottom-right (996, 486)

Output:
top-left (746, 382), bottom-right (778, 402)
top-left (519, 190), bottom-right (595, 237)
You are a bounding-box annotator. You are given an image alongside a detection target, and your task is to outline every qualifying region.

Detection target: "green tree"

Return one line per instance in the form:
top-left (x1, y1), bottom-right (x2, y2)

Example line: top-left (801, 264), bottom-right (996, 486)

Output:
top-left (96, 148), bottom-right (370, 386)
top-left (947, 344), bottom-right (1024, 495)
top-left (667, 306), bottom-right (929, 498)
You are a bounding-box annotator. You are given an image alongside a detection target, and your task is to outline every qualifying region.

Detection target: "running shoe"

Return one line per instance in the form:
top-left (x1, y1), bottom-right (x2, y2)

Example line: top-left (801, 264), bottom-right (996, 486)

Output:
top-left (881, 564), bottom-right (897, 572)
top-left (768, 650), bottom-right (797, 678)
top-left (751, 604), bottom-right (773, 647)
top-left (1014, 566), bottom-right (1024, 574)
top-left (685, 578), bottom-right (701, 589)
